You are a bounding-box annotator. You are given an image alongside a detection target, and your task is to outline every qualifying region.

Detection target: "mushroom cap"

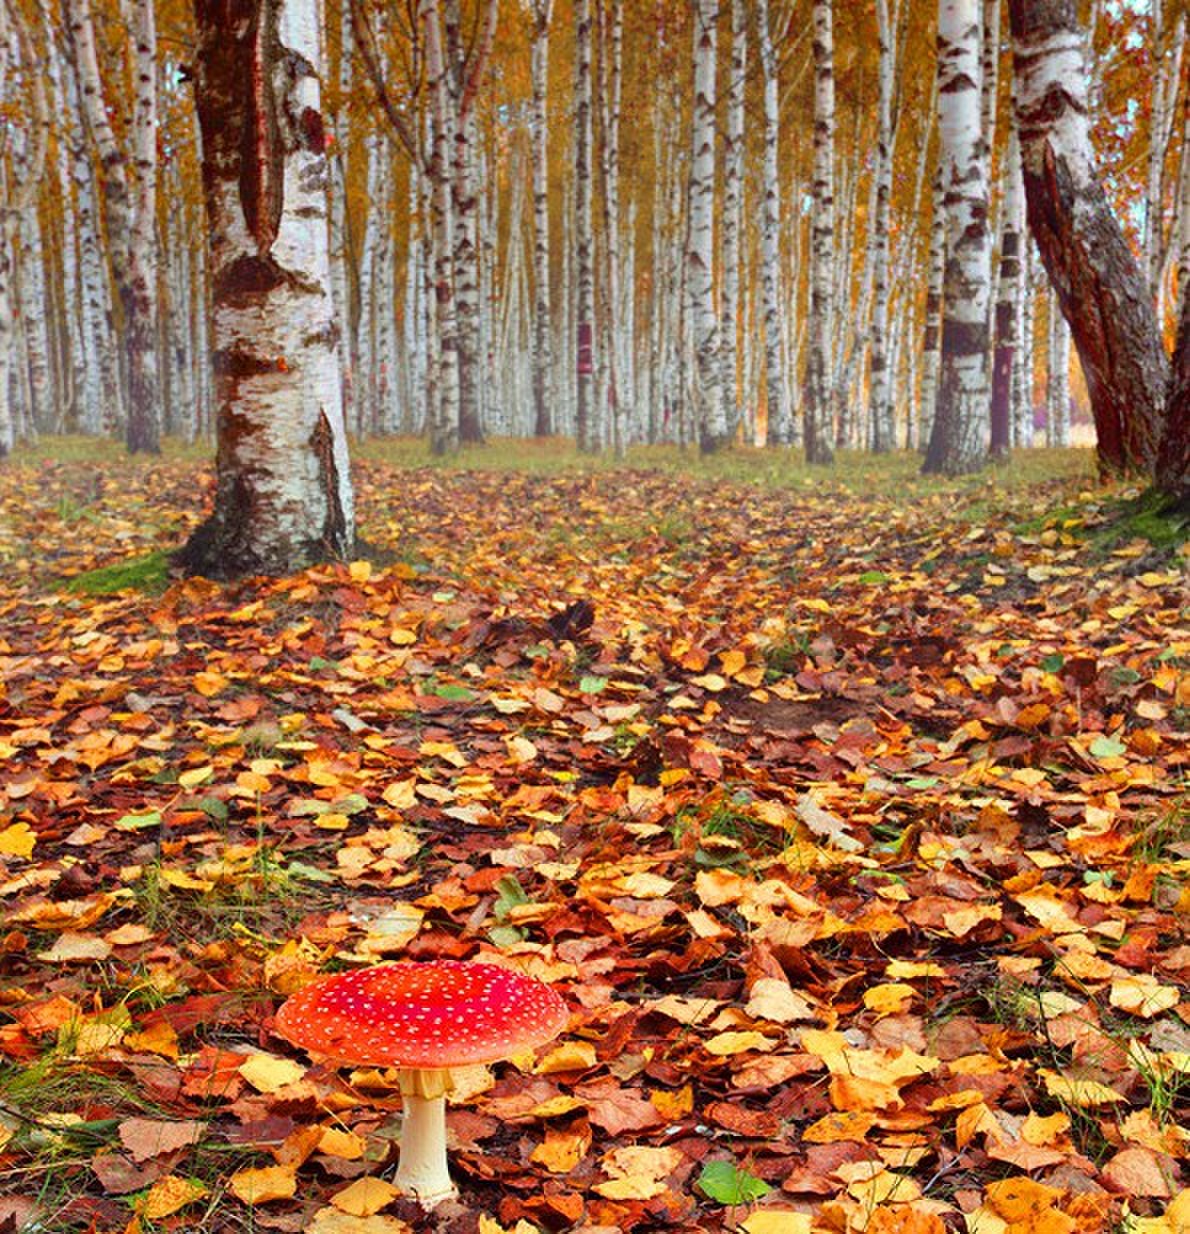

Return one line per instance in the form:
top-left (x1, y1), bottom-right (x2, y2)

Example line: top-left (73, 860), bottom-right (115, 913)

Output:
top-left (275, 960), bottom-right (569, 1069)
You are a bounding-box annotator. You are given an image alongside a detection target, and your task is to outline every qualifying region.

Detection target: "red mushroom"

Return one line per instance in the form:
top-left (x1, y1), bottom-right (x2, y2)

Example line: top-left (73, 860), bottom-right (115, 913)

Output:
top-left (275, 959), bottom-right (568, 1207)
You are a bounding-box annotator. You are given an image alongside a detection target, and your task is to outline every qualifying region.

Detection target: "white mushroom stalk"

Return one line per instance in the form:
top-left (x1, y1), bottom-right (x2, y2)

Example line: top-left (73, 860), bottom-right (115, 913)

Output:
top-left (275, 960), bottom-right (569, 1209)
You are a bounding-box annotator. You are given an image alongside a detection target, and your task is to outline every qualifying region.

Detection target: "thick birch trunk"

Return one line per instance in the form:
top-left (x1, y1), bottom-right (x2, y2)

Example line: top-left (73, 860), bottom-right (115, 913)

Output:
top-left (991, 121), bottom-right (1024, 458)
top-left (181, 0), bottom-right (354, 578)
top-left (574, 0), bottom-right (597, 451)
top-left (719, 0), bottom-right (746, 442)
top-left (1007, 0), bottom-right (1167, 476)
top-left (757, 0), bottom-right (790, 447)
top-left (804, 0), bottom-right (835, 463)
top-left (1143, 2), bottom-right (1184, 303)
top-left (924, 0), bottom-right (992, 475)
top-left (530, 0), bottom-right (553, 436)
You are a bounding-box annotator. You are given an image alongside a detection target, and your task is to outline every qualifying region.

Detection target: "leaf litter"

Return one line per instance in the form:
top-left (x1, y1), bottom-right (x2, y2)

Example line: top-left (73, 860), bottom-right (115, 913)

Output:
top-left (0, 457), bottom-right (1186, 1232)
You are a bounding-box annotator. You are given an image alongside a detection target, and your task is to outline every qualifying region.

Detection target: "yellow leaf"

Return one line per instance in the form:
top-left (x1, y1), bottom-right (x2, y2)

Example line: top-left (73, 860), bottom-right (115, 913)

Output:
top-left (985, 1176), bottom-right (1066, 1221)
top-left (504, 735), bottom-right (538, 764)
top-left (534, 1040), bottom-right (597, 1074)
top-left (1110, 974), bottom-right (1179, 1019)
top-left (230, 1164), bottom-right (299, 1205)
top-left (37, 932), bottom-right (113, 963)
top-left (193, 672), bottom-right (227, 698)
top-left (650, 1085), bottom-right (694, 1120)
top-left (316, 812), bottom-right (351, 831)
top-left (319, 1127), bottom-right (367, 1159)
top-left (593, 1175), bottom-right (668, 1200)
top-left (159, 867), bottom-right (215, 892)
top-left (863, 983), bottom-right (917, 1015)
top-left (0, 822), bottom-right (35, 858)
top-left (941, 904), bottom-right (1002, 937)
top-left (178, 765), bottom-right (214, 789)
top-left (308, 1208), bottom-right (413, 1233)
top-left (803, 1111), bottom-right (875, 1143)
top-left (1039, 1068), bottom-right (1126, 1108)
top-left (531, 1124), bottom-right (592, 1173)
top-left (238, 1053), bottom-right (307, 1093)
top-left (691, 672), bottom-right (729, 692)
top-left (330, 1177), bottom-right (400, 1217)
top-left (745, 978), bottom-right (815, 1024)
top-left (720, 649), bottom-right (748, 678)
top-left (348, 560), bottom-right (372, 583)
top-left (137, 1175), bottom-right (208, 1219)
top-left (741, 1212), bottom-right (813, 1234)
top-left (705, 1030), bottom-right (775, 1056)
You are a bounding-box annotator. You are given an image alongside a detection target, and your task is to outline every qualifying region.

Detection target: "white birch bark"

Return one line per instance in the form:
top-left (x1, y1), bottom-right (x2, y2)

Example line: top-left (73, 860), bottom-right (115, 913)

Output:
top-left (869, 0), bottom-right (896, 452)
top-left (990, 119), bottom-right (1024, 457)
top-left (719, 0), bottom-right (746, 441)
top-left (1046, 287), bottom-right (1070, 446)
top-left (805, 0), bottom-right (835, 463)
top-left (758, 0), bottom-right (790, 447)
top-left (1143, 0), bottom-right (1185, 303)
top-left (65, 0), bottom-right (161, 453)
top-left (425, 0), bottom-right (460, 454)
top-left (1014, 241), bottom-right (1036, 448)
top-left (924, 0), bottom-right (992, 475)
top-left (181, 0), bottom-right (353, 576)
top-left (1008, 0), bottom-right (1167, 474)
top-left (330, 0), bottom-right (355, 431)
top-left (574, 0), bottom-right (598, 451)
top-left (601, 0), bottom-right (625, 457)
top-left (918, 167), bottom-right (945, 452)
top-left (48, 39), bottom-right (82, 429)
top-left (530, 0), bottom-right (554, 436)
top-left (688, 0), bottom-right (725, 452)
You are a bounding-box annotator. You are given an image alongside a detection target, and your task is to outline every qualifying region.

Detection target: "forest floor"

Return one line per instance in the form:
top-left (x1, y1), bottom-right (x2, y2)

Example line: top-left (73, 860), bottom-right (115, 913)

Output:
top-left (0, 441), bottom-right (1186, 1234)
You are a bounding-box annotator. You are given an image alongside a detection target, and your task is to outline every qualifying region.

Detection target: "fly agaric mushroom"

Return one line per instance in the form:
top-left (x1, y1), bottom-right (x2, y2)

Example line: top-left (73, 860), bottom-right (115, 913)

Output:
top-left (275, 959), bottom-right (568, 1207)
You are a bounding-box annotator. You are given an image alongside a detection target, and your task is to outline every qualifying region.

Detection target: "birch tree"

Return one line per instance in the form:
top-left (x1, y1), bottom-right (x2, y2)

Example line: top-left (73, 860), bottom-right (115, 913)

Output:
top-left (804, 0), bottom-right (835, 464)
top-left (924, 0), bottom-right (992, 476)
top-left (990, 121), bottom-right (1024, 458)
top-left (685, 0), bottom-right (725, 452)
top-left (719, 0), bottom-right (746, 442)
top-left (180, 0), bottom-right (353, 577)
top-left (757, 0), bottom-right (789, 447)
top-left (530, 0), bottom-right (553, 437)
top-left (0, 0), bottom-right (46, 457)
top-left (1007, 0), bottom-right (1167, 477)
top-left (868, 0), bottom-right (896, 453)
top-left (574, 0), bottom-right (597, 452)
top-left (65, 0), bottom-right (161, 454)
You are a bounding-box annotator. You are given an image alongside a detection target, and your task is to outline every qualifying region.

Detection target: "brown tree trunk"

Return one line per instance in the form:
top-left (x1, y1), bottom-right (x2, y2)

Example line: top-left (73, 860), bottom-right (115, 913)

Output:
top-left (1157, 301), bottom-right (1190, 511)
top-left (1007, 0), bottom-right (1167, 477)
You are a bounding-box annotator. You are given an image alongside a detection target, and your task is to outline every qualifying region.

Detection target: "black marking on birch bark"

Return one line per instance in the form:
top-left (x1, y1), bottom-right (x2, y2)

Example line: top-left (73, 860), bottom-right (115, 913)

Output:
top-left (213, 345), bottom-right (280, 379)
top-left (311, 408), bottom-right (349, 556)
top-left (241, 0), bottom-right (283, 254)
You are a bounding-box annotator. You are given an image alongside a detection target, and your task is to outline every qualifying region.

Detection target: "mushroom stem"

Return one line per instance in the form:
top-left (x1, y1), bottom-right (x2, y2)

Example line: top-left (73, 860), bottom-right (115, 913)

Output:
top-left (394, 1068), bottom-right (457, 1208)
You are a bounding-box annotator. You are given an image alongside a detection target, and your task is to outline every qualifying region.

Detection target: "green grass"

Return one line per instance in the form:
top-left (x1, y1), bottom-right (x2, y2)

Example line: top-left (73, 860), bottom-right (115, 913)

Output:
top-left (64, 549), bottom-right (174, 596)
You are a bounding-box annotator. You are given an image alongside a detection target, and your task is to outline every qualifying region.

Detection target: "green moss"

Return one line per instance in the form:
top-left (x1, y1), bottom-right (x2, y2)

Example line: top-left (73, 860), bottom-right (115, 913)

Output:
top-left (64, 550), bottom-right (173, 596)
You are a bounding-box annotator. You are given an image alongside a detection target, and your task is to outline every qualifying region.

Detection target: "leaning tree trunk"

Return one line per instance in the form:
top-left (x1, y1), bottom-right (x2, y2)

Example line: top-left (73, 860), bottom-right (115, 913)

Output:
top-left (530, 0), bottom-right (554, 436)
top-left (1157, 290), bottom-right (1189, 508)
top-left (804, 0), bottom-right (836, 464)
top-left (1007, 0), bottom-right (1167, 476)
top-left (924, 0), bottom-right (992, 476)
top-left (688, 0), bottom-right (725, 453)
top-left (180, 0), bottom-right (354, 578)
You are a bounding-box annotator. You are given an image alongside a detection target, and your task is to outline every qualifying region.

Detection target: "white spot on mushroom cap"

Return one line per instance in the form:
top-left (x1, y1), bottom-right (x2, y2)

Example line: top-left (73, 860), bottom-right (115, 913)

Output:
top-left (275, 960), bottom-right (569, 1068)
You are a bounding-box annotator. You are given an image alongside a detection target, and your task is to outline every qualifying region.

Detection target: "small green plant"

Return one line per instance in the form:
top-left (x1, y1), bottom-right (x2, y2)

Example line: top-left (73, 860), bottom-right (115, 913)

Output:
top-left (64, 549), bottom-right (172, 596)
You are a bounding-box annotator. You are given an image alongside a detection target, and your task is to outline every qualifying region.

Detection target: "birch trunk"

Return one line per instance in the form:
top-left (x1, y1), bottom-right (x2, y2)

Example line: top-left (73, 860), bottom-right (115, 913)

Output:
top-left (687, 0), bottom-right (725, 452)
top-left (181, 0), bottom-right (354, 577)
top-left (1007, 0), bottom-right (1167, 475)
top-left (66, 0), bottom-right (162, 454)
top-left (719, 0), bottom-right (746, 441)
top-left (990, 120), bottom-right (1024, 458)
top-left (597, 0), bottom-right (625, 456)
top-left (530, 0), bottom-right (553, 436)
top-left (924, 0), bottom-right (992, 475)
top-left (574, 0), bottom-right (597, 452)
top-left (869, 0), bottom-right (896, 452)
top-left (804, 0), bottom-right (835, 463)
top-left (1046, 288), bottom-right (1070, 446)
top-left (425, 0), bottom-right (460, 454)
top-left (1158, 281), bottom-right (1190, 507)
top-left (1143, 1), bottom-right (1184, 303)
top-left (758, 0), bottom-right (790, 446)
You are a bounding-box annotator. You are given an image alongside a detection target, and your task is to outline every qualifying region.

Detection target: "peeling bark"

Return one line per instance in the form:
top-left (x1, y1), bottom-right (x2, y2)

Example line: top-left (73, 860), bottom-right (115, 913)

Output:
top-left (181, 0), bottom-right (354, 578)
